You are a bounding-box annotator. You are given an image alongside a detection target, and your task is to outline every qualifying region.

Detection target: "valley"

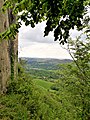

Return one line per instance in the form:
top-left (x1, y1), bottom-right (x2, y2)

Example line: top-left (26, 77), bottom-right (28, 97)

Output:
top-left (0, 57), bottom-right (89, 120)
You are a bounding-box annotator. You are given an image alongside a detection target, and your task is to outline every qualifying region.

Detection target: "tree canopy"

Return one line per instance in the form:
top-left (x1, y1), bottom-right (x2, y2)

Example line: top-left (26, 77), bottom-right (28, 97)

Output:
top-left (1, 0), bottom-right (90, 44)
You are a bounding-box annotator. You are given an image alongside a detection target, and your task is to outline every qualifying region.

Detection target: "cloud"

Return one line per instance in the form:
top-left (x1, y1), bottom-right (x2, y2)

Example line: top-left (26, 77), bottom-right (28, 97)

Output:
top-left (19, 22), bottom-right (54, 44)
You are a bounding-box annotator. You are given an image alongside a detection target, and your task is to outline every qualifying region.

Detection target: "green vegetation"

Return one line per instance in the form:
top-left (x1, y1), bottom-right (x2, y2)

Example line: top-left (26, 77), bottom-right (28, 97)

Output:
top-left (0, 72), bottom-right (62, 120)
top-left (23, 58), bottom-right (72, 70)
top-left (20, 58), bottom-right (72, 80)
top-left (1, 0), bottom-right (90, 44)
top-left (0, 0), bottom-right (90, 119)
top-left (34, 79), bottom-right (54, 90)
top-left (26, 69), bottom-right (60, 80)
top-left (1, 37), bottom-right (89, 119)
top-left (0, 55), bottom-right (90, 119)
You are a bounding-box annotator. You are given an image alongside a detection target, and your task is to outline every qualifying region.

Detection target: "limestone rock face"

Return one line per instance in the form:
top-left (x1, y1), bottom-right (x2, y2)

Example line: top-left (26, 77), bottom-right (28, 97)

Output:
top-left (0, 0), bottom-right (18, 93)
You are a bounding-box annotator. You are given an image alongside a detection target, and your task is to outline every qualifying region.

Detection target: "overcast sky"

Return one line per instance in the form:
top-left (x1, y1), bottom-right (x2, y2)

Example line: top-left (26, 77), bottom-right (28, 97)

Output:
top-left (18, 20), bottom-right (86, 59)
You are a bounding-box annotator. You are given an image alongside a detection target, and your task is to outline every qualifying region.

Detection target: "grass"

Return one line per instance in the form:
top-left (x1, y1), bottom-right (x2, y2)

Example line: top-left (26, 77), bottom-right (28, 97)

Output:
top-left (34, 79), bottom-right (54, 90)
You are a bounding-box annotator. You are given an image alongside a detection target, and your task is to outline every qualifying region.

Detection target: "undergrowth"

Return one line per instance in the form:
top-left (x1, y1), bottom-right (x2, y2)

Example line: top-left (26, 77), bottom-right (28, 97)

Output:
top-left (0, 72), bottom-right (61, 120)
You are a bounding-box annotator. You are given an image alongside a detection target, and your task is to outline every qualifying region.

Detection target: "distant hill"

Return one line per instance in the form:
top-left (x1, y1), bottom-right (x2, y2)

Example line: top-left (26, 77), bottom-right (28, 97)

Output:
top-left (19, 57), bottom-right (73, 70)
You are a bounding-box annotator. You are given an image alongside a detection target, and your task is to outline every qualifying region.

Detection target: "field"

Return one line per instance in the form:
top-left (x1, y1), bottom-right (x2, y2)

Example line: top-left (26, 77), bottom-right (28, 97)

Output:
top-left (34, 79), bottom-right (54, 90)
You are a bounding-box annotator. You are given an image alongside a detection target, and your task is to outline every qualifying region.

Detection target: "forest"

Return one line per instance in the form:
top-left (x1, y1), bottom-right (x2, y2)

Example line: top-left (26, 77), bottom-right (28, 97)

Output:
top-left (0, 0), bottom-right (90, 120)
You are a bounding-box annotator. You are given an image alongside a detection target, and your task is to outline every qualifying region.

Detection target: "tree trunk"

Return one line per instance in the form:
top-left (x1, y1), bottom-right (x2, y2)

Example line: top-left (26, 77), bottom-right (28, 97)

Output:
top-left (0, 0), bottom-right (18, 93)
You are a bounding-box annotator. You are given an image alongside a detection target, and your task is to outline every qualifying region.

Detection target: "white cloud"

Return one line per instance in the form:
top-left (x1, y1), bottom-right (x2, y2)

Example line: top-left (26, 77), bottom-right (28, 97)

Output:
top-left (19, 22), bottom-right (54, 43)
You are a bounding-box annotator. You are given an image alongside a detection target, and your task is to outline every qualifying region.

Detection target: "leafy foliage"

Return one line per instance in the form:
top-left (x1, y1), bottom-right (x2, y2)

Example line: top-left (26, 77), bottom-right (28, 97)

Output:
top-left (0, 69), bottom-right (62, 120)
top-left (1, 0), bottom-right (90, 44)
top-left (0, 1), bottom-right (90, 119)
top-left (68, 30), bottom-right (90, 80)
top-left (54, 30), bottom-right (90, 119)
top-left (63, 28), bottom-right (90, 119)
top-left (56, 62), bottom-right (90, 120)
